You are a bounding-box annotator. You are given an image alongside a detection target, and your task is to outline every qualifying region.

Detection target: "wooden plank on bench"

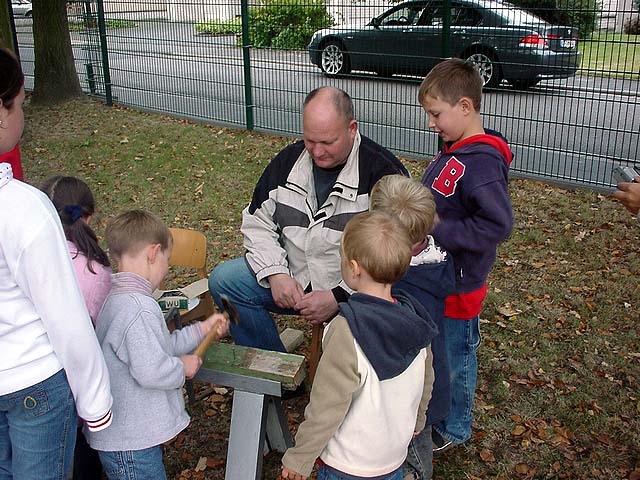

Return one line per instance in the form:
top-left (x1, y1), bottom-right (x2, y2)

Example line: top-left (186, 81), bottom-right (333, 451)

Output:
top-left (201, 343), bottom-right (306, 391)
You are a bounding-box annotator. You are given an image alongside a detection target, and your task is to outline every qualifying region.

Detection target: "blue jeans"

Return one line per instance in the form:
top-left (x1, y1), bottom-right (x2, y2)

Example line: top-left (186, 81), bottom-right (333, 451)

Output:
top-left (98, 446), bottom-right (166, 480)
top-left (0, 369), bottom-right (77, 480)
top-left (434, 315), bottom-right (481, 444)
top-left (318, 464), bottom-right (402, 480)
top-left (208, 257), bottom-right (298, 352)
top-left (405, 425), bottom-right (433, 479)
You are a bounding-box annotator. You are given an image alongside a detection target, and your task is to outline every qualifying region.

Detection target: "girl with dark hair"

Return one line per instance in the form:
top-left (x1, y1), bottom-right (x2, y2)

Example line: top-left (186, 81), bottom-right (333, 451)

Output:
top-left (1, 48), bottom-right (113, 480)
top-left (41, 175), bottom-right (112, 480)
top-left (41, 175), bottom-right (112, 324)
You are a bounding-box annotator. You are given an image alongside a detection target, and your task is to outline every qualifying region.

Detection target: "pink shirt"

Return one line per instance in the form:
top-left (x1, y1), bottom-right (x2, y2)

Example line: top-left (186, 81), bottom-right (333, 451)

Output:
top-left (67, 241), bottom-right (112, 326)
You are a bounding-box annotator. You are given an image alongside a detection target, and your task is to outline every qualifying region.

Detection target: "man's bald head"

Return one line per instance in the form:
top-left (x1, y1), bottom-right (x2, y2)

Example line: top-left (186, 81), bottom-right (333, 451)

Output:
top-left (303, 87), bottom-right (355, 126)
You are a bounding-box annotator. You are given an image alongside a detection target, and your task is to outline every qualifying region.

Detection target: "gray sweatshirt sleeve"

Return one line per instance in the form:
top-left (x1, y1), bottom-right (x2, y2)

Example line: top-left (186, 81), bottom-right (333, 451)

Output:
top-left (115, 311), bottom-right (185, 390)
top-left (169, 322), bottom-right (204, 356)
top-left (282, 316), bottom-right (360, 477)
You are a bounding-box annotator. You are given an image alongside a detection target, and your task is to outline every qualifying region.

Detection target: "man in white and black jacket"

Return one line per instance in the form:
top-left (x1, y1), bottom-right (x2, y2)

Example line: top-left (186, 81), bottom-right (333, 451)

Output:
top-left (208, 87), bottom-right (408, 351)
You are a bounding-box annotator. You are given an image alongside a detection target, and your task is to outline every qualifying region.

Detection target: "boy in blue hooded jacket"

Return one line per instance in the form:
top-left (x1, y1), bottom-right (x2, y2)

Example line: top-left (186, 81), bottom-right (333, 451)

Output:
top-left (370, 175), bottom-right (456, 480)
top-left (419, 59), bottom-right (514, 455)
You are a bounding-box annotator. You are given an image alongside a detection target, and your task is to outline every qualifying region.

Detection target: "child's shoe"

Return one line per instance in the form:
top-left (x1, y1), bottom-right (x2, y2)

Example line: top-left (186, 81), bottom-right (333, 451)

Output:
top-left (432, 429), bottom-right (455, 456)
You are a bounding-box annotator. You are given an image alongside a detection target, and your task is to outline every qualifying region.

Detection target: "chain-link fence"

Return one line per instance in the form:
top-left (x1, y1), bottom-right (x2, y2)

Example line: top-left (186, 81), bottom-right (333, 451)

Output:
top-left (11, 0), bottom-right (640, 190)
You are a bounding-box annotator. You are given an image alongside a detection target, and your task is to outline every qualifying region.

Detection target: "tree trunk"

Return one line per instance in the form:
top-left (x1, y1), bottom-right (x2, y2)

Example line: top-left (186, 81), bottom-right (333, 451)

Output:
top-left (32, 0), bottom-right (82, 104)
top-left (0, 0), bottom-right (16, 50)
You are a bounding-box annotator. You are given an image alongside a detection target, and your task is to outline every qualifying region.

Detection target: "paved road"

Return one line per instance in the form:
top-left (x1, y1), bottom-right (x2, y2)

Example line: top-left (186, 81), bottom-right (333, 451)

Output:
top-left (14, 17), bottom-right (640, 189)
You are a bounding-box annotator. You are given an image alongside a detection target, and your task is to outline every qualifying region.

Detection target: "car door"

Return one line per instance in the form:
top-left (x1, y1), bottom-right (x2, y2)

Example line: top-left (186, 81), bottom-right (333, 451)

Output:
top-left (361, 2), bottom-right (430, 74)
top-left (448, 1), bottom-right (486, 55)
top-left (409, 0), bottom-right (484, 66)
top-left (391, 0), bottom-right (447, 75)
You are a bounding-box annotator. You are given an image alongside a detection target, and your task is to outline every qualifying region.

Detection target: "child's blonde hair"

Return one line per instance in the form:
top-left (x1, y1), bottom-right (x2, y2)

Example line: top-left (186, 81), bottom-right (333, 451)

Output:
top-left (370, 175), bottom-right (436, 245)
top-left (418, 58), bottom-right (483, 112)
top-left (106, 210), bottom-right (172, 262)
top-left (341, 211), bottom-right (412, 284)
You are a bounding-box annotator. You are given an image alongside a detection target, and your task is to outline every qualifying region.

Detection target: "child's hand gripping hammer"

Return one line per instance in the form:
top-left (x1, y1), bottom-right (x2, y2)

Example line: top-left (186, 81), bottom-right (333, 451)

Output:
top-left (193, 295), bottom-right (240, 358)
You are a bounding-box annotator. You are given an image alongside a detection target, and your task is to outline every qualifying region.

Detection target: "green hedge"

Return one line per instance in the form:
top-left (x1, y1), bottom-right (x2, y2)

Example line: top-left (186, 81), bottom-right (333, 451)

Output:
top-left (195, 18), bottom-right (242, 36)
top-left (248, 0), bottom-right (333, 49)
top-left (510, 0), bottom-right (599, 38)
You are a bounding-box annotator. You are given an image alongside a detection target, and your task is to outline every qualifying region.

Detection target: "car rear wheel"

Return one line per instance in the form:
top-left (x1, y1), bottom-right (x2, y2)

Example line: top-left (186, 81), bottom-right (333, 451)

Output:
top-left (320, 42), bottom-right (350, 76)
top-left (508, 79), bottom-right (540, 89)
top-left (465, 51), bottom-right (501, 88)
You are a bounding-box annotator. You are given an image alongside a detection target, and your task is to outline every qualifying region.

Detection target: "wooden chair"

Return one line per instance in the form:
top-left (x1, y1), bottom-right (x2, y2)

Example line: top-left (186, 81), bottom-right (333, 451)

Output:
top-left (308, 323), bottom-right (324, 384)
top-left (167, 227), bottom-right (214, 325)
top-left (165, 227), bottom-right (214, 404)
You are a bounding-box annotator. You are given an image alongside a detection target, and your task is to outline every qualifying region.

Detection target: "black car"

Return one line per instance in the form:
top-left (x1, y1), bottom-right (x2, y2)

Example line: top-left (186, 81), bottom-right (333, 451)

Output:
top-left (308, 0), bottom-right (581, 88)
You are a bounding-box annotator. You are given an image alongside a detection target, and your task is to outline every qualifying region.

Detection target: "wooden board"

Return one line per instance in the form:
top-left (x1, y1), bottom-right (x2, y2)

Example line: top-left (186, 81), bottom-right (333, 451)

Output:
top-left (202, 342), bottom-right (306, 390)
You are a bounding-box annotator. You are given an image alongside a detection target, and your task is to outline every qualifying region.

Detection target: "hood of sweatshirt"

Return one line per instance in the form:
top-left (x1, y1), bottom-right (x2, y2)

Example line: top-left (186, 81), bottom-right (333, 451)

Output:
top-left (445, 129), bottom-right (513, 167)
top-left (339, 292), bottom-right (438, 381)
top-left (399, 238), bottom-right (456, 300)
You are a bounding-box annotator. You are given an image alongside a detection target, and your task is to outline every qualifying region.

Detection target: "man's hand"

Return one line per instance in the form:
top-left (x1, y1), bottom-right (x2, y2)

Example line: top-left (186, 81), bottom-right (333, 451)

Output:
top-left (281, 466), bottom-right (307, 480)
top-left (268, 273), bottom-right (304, 309)
top-left (612, 176), bottom-right (640, 215)
top-left (295, 290), bottom-right (338, 324)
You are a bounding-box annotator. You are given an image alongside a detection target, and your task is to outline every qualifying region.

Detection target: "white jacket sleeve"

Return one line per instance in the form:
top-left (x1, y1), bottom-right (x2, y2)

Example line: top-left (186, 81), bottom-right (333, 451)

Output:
top-left (241, 201), bottom-right (291, 286)
top-left (15, 209), bottom-right (113, 431)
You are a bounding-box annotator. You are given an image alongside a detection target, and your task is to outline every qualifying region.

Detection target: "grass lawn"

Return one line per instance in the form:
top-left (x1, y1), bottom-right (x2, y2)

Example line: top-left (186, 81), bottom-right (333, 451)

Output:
top-left (20, 98), bottom-right (639, 480)
top-left (579, 33), bottom-right (640, 77)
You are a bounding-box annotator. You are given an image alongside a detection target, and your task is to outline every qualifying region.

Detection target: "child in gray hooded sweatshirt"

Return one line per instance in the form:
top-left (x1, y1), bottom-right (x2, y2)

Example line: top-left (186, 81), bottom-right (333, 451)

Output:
top-left (86, 210), bottom-right (229, 479)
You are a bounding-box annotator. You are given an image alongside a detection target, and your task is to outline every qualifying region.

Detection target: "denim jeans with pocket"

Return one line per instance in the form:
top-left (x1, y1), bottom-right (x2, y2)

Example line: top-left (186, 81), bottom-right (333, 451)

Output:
top-left (208, 257), bottom-right (299, 351)
top-left (0, 369), bottom-right (77, 480)
top-left (98, 445), bottom-right (166, 480)
top-left (434, 315), bottom-right (481, 444)
top-left (405, 425), bottom-right (433, 479)
top-left (318, 463), bottom-right (403, 480)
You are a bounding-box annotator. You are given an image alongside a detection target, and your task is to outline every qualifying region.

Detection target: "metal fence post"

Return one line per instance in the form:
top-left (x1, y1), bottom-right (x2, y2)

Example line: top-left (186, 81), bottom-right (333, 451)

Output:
top-left (442, 0), bottom-right (451, 59)
top-left (6, 0), bottom-right (19, 57)
top-left (95, 0), bottom-right (112, 106)
top-left (240, 0), bottom-right (254, 131)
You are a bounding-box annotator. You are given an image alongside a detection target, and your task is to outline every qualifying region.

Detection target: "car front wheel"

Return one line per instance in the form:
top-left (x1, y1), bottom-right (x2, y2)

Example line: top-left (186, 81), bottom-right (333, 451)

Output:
top-left (320, 42), bottom-right (350, 76)
top-left (465, 51), bottom-right (501, 88)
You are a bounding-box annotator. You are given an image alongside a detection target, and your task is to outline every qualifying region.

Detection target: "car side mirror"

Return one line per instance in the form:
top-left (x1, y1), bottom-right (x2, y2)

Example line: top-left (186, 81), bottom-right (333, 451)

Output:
top-left (371, 17), bottom-right (381, 28)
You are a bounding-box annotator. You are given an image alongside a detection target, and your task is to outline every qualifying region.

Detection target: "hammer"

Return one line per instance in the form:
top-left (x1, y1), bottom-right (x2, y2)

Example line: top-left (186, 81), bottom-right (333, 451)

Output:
top-left (193, 295), bottom-right (240, 358)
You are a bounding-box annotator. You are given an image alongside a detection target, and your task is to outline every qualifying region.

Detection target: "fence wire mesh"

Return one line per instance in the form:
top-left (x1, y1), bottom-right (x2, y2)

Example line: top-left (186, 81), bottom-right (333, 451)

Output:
top-left (11, 0), bottom-right (640, 190)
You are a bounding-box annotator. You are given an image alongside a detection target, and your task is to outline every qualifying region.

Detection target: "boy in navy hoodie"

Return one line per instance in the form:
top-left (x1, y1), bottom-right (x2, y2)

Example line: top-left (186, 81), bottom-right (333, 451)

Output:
top-left (418, 59), bottom-right (514, 455)
top-left (281, 212), bottom-right (438, 480)
top-left (370, 175), bottom-right (455, 480)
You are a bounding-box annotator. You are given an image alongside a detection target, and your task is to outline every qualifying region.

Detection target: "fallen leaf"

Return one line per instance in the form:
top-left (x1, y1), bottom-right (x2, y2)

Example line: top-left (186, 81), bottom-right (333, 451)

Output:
top-left (498, 303), bottom-right (522, 317)
top-left (206, 457), bottom-right (225, 468)
top-left (479, 449), bottom-right (496, 462)
top-left (512, 425), bottom-right (528, 436)
top-left (195, 457), bottom-right (207, 472)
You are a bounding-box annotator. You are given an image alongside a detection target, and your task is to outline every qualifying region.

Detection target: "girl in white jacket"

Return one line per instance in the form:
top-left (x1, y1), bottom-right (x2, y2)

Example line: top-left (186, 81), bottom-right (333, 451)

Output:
top-left (0, 48), bottom-right (113, 480)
